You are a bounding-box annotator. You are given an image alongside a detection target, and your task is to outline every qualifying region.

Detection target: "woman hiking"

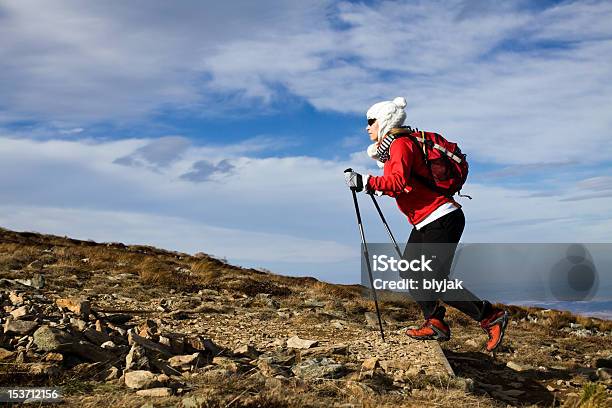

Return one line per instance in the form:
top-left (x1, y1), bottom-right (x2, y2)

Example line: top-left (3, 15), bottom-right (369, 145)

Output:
top-left (344, 97), bottom-right (508, 352)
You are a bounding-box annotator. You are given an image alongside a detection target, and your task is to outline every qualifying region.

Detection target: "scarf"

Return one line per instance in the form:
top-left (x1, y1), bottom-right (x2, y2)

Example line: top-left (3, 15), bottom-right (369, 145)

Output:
top-left (376, 126), bottom-right (413, 163)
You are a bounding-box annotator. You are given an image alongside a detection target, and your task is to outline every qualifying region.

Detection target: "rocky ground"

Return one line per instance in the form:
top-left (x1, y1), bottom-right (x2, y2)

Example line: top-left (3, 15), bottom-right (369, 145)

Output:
top-left (0, 227), bottom-right (610, 407)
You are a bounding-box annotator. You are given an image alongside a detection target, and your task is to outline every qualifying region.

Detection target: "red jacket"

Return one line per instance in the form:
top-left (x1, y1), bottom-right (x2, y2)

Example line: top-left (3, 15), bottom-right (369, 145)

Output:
top-left (366, 137), bottom-right (456, 225)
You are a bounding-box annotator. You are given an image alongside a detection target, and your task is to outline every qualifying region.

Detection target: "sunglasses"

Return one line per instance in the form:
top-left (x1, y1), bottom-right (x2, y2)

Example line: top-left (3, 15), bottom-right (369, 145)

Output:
top-left (367, 118), bottom-right (376, 126)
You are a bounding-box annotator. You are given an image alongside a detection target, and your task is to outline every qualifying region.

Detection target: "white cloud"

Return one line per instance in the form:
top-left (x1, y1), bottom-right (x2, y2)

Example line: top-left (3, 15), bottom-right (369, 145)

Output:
top-left (114, 136), bottom-right (191, 169)
top-left (1, 1), bottom-right (611, 165)
top-left (0, 0), bottom-right (333, 120)
top-left (530, 0), bottom-right (612, 42)
top-left (575, 176), bottom-right (612, 191)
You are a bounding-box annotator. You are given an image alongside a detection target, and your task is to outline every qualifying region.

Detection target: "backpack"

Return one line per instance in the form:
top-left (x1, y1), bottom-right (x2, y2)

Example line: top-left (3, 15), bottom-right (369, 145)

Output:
top-left (389, 127), bottom-right (472, 199)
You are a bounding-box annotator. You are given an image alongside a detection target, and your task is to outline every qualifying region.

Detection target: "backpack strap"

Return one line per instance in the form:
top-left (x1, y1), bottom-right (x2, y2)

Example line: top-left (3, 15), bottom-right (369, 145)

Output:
top-left (419, 131), bottom-right (428, 161)
top-left (405, 130), bottom-right (429, 163)
top-left (405, 132), bottom-right (441, 193)
top-left (415, 131), bottom-right (463, 164)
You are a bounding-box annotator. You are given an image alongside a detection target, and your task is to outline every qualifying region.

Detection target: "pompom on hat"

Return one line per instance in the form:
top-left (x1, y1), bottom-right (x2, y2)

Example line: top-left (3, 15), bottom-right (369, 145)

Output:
top-left (366, 96), bottom-right (407, 142)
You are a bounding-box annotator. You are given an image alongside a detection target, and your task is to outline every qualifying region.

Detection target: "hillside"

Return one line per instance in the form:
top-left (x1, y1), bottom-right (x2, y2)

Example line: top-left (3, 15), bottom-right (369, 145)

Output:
top-left (0, 227), bottom-right (610, 407)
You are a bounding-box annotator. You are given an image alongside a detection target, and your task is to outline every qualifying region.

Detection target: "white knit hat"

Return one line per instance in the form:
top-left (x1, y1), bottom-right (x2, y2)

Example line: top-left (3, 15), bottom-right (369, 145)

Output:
top-left (366, 96), bottom-right (407, 141)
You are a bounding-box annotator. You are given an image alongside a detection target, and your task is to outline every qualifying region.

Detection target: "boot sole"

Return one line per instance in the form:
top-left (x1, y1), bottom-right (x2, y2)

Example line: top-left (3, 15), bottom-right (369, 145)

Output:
top-left (406, 325), bottom-right (450, 342)
top-left (484, 311), bottom-right (509, 352)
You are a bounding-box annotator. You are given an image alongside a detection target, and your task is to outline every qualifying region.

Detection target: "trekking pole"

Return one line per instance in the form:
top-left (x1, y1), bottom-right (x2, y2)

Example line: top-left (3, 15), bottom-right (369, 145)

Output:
top-left (369, 194), bottom-right (403, 258)
top-left (344, 168), bottom-right (385, 342)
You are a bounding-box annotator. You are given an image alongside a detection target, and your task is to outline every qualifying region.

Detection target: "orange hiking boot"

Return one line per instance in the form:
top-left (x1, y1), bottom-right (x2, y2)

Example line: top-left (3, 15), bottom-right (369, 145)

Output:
top-left (405, 317), bottom-right (450, 341)
top-left (480, 308), bottom-right (509, 352)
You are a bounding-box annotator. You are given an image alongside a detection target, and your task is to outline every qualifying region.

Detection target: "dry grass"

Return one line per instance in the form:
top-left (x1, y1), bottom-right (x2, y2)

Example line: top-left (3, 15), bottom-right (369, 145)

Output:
top-left (562, 383), bottom-right (609, 408)
top-left (311, 281), bottom-right (362, 300)
top-left (0, 362), bottom-right (59, 387)
top-left (60, 373), bottom-right (496, 408)
top-left (137, 257), bottom-right (186, 289)
top-left (0, 243), bottom-right (39, 271)
top-left (190, 259), bottom-right (225, 285)
top-left (542, 310), bottom-right (612, 333)
top-left (575, 315), bottom-right (612, 332)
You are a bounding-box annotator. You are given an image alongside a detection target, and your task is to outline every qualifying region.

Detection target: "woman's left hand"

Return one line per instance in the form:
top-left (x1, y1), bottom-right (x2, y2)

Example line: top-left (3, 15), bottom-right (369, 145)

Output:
top-left (344, 171), bottom-right (370, 193)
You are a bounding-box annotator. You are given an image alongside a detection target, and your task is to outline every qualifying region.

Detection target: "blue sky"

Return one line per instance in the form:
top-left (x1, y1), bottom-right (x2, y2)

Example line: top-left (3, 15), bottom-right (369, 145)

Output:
top-left (1, 0), bottom-right (611, 291)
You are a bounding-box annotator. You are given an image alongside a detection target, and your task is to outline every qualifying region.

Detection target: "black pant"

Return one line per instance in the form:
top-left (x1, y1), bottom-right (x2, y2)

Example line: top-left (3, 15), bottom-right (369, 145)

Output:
top-left (402, 208), bottom-right (490, 321)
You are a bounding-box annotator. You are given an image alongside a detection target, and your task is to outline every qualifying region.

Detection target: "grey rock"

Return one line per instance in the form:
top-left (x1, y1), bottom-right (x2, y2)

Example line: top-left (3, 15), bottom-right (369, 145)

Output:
top-left (597, 367), bottom-right (611, 381)
top-left (105, 366), bottom-right (120, 381)
top-left (233, 344), bottom-right (260, 359)
top-left (9, 306), bottom-right (29, 320)
top-left (27, 363), bottom-right (60, 376)
top-left (32, 325), bottom-right (74, 352)
top-left (33, 274), bottom-right (46, 289)
top-left (364, 312), bottom-right (382, 329)
top-left (506, 361), bottom-right (533, 372)
top-left (15, 274), bottom-right (45, 289)
top-left (100, 341), bottom-right (117, 349)
top-left (212, 356), bottom-right (238, 373)
top-left (158, 332), bottom-right (186, 355)
top-left (454, 377), bottom-right (475, 392)
top-left (257, 359), bottom-right (282, 377)
top-left (330, 320), bottom-right (346, 329)
top-left (304, 299), bottom-right (325, 308)
top-left (55, 297), bottom-right (90, 316)
top-left (286, 335), bottom-right (318, 349)
top-left (258, 353), bottom-right (295, 366)
top-left (126, 344), bottom-right (150, 371)
top-left (124, 370), bottom-right (158, 389)
top-left (70, 318), bottom-right (87, 331)
top-left (4, 319), bottom-right (38, 335)
top-left (168, 352), bottom-right (201, 368)
top-left (70, 340), bottom-right (115, 363)
top-left (359, 357), bottom-right (379, 380)
top-left (185, 336), bottom-right (221, 356)
top-left (127, 329), bottom-right (173, 358)
top-left (8, 292), bottom-right (24, 305)
top-left (570, 328), bottom-right (593, 337)
top-left (150, 356), bottom-right (182, 377)
top-left (33, 325), bottom-right (112, 362)
top-left (301, 344), bottom-right (348, 358)
top-left (291, 357), bottom-right (346, 380)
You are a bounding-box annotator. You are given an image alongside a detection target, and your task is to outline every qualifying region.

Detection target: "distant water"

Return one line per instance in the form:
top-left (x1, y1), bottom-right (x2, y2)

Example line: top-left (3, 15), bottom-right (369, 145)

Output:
top-left (505, 300), bottom-right (612, 320)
